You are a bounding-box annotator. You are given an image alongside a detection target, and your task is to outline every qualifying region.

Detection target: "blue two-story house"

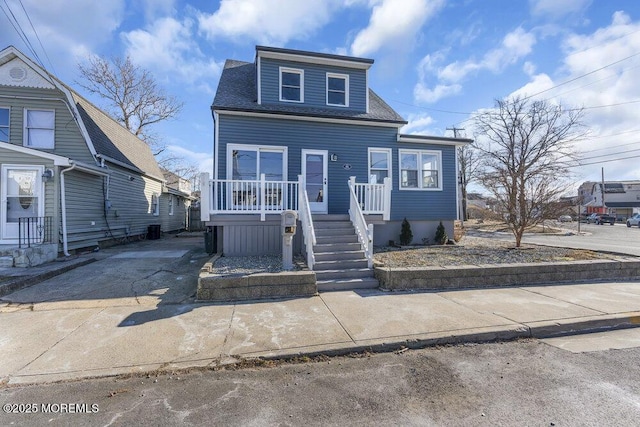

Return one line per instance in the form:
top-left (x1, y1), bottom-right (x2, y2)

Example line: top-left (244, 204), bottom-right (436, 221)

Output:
top-left (200, 46), bottom-right (472, 290)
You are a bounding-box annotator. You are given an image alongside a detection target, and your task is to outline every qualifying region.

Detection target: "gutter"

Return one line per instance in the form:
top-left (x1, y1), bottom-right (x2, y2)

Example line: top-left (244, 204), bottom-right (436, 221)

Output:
top-left (60, 161), bottom-right (110, 256)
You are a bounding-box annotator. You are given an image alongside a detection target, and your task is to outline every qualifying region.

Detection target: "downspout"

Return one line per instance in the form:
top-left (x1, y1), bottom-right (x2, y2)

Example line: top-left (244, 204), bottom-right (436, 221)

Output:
top-left (60, 162), bottom-right (79, 256)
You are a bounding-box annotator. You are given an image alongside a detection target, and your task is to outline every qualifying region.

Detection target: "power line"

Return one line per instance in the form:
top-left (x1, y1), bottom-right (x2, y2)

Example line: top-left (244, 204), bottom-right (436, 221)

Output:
top-left (18, 0), bottom-right (55, 74)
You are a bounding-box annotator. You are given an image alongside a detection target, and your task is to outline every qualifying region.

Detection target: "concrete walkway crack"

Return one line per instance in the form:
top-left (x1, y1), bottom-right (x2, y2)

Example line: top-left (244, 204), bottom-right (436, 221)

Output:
top-left (319, 295), bottom-right (356, 344)
top-left (15, 307), bottom-right (108, 376)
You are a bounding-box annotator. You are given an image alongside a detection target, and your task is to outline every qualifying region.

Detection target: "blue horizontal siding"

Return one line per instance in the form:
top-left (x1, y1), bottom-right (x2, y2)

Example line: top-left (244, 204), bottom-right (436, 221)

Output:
top-left (217, 114), bottom-right (458, 220)
top-left (259, 58), bottom-right (367, 112)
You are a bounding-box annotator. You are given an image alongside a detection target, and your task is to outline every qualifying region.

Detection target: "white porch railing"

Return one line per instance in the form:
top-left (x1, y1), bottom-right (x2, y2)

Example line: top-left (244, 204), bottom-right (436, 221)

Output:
top-left (350, 176), bottom-right (391, 220)
top-left (298, 174), bottom-right (316, 270)
top-left (199, 173), bottom-right (299, 221)
top-left (348, 176), bottom-right (374, 269)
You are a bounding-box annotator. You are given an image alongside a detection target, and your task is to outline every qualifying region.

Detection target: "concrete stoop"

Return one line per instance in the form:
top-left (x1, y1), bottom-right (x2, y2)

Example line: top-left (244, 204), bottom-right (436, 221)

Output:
top-left (375, 258), bottom-right (640, 290)
top-left (197, 256), bottom-right (317, 301)
top-left (0, 243), bottom-right (58, 268)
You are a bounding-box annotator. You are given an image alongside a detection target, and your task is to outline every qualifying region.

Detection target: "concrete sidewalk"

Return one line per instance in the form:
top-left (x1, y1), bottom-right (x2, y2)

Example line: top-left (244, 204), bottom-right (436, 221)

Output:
top-left (1, 236), bottom-right (640, 385)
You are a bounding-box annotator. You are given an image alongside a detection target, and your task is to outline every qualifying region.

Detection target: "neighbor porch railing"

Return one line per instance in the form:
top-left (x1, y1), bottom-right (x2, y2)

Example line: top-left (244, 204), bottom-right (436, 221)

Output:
top-left (297, 174), bottom-right (316, 270)
top-left (348, 177), bottom-right (374, 269)
top-left (200, 173), bottom-right (299, 221)
top-left (18, 216), bottom-right (52, 248)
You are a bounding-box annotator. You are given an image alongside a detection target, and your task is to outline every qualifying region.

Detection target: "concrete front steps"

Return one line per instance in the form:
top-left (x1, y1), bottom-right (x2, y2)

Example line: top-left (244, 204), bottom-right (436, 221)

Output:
top-left (312, 215), bottom-right (378, 291)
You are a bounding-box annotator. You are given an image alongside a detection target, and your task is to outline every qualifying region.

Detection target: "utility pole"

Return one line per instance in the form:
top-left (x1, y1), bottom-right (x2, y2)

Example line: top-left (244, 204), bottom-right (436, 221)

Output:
top-left (601, 167), bottom-right (606, 214)
top-left (449, 126), bottom-right (467, 221)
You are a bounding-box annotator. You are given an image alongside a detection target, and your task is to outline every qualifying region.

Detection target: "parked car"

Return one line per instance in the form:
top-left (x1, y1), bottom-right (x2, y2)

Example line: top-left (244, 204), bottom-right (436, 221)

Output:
top-left (587, 213), bottom-right (615, 225)
top-left (558, 215), bottom-right (573, 222)
top-left (627, 213), bottom-right (640, 227)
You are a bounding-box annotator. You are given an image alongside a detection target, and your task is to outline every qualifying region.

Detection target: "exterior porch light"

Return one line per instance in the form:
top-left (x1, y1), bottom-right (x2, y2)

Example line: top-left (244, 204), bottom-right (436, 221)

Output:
top-left (330, 153), bottom-right (338, 162)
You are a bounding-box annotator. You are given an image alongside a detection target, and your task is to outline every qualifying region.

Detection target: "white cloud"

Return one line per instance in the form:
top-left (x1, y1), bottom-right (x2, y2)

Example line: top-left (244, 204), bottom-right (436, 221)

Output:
top-left (197, 0), bottom-right (342, 45)
top-left (413, 27), bottom-right (536, 104)
top-left (166, 145), bottom-right (213, 174)
top-left (529, 0), bottom-right (591, 19)
top-left (414, 83), bottom-right (462, 103)
top-left (350, 0), bottom-right (445, 57)
top-left (122, 17), bottom-right (222, 84)
top-left (136, 0), bottom-right (176, 22)
top-left (400, 112), bottom-right (437, 135)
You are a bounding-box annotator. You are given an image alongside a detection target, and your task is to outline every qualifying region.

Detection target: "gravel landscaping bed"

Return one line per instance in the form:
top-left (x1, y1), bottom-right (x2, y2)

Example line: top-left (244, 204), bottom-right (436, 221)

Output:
top-left (213, 255), bottom-right (302, 275)
top-left (373, 235), bottom-right (620, 268)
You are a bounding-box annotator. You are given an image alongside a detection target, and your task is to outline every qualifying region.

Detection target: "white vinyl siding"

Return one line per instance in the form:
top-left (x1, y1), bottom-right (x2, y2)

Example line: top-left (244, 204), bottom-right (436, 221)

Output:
top-left (326, 73), bottom-right (348, 107)
top-left (24, 109), bottom-right (55, 149)
top-left (399, 149), bottom-right (442, 191)
top-left (279, 67), bottom-right (304, 103)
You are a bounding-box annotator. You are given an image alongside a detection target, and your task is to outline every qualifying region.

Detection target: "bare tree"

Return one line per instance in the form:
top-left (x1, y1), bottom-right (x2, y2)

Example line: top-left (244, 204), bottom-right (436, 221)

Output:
top-left (457, 144), bottom-right (482, 221)
top-left (77, 55), bottom-right (183, 155)
top-left (474, 96), bottom-right (585, 247)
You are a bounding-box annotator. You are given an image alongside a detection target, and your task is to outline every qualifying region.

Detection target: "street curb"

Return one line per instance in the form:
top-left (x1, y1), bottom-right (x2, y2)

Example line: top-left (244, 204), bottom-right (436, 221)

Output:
top-left (0, 257), bottom-right (96, 298)
top-left (527, 312), bottom-right (640, 338)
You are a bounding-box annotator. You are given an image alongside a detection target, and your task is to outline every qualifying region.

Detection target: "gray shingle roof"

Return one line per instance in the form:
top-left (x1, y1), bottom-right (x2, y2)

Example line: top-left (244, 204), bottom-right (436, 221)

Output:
top-left (70, 91), bottom-right (164, 181)
top-left (213, 60), bottom-right (407, 124)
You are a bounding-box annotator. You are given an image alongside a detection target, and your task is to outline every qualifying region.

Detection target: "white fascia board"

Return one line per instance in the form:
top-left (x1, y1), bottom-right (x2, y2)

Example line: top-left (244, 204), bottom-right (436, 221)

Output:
top-left (257, 50), bottom-right (372, 70)
top-left (0, 141), bottom-right (70, 165)
top-left (215, 109), bottom-right (404, 129)
top-left (69, 160), bottom-right (110, 176)
top-left (213, 110), bottom-right (219, 180)
top-left (398, 135), bottom-right (473, 146)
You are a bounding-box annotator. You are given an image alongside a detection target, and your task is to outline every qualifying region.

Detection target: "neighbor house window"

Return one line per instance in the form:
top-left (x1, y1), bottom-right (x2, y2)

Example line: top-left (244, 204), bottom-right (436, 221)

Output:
top-left (169, 195), bottom-right (174, 216)
top-left (0, 107), bottom-right (9, 142)
top-left (399, 149), bottom-right (442, 190)
top-left (326, 73), bottom-right (348, 106)
top-left (24, 109), bottom-right (55, 149)
top-left (368, 148), bottom-right (391, 184)
top-left (151, 193), bottom-right (159, 216)
top-left (279, 68), bottom-right (303, 102)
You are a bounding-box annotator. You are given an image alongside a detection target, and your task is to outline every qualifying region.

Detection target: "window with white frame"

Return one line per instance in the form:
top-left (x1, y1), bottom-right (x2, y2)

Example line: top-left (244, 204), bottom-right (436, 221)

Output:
top-left (151, 193), bottom-right (159, 215)
top-left (168, 195), bottom-right (174, 216)
top-left (0, 107), bottom-right (9, 143)
top-left (326, 73), bottom-right (348, 106)
top-left (280, 68), bottom-right (303, 102)
top-left (24, 109), bottom-right (55, 149)
top-left (368, 148), bottom-right (391, 184)
top-left (399, 150), bottom-right (442, 190)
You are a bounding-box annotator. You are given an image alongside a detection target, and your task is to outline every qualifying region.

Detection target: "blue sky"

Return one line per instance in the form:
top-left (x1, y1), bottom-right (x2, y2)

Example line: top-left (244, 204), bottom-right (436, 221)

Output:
top-left (2, 0), bottom-right (640, 194)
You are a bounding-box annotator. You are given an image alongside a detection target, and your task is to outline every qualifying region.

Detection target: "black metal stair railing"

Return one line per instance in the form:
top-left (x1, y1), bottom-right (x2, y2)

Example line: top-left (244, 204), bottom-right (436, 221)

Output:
top-left (18, 216), bottom-right (52, 248)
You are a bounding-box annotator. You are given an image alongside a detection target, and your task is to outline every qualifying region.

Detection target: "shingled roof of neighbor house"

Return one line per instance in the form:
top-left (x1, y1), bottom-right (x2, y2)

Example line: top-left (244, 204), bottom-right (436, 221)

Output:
top-left (213, 60), bottom-right (407, 125)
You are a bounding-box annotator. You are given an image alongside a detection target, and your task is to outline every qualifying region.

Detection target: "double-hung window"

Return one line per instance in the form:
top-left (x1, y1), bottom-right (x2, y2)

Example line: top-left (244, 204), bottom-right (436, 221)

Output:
top-left (168, 196), bottom-right (174, 216)
top-left (368, 148), bottom-right (391, 184)
top-left (24, 109), bottom-right (55, 149)
top-left (280, 68), bottom-right (303, 102)
top-left (327, 73), bottom-right (348, 107)
top-left (0, 107), bottom-right (9, 142)
top-left (151, 193), bottom-right (159, 216)
top-left (399, 149), bottom-right (442, 190)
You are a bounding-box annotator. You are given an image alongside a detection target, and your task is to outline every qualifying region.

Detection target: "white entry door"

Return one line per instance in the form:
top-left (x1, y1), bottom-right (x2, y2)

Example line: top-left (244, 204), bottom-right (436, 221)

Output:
top-left (301, 149), bottom-right (328, 213)
top-left (0, 165), bottom-right (44, 242)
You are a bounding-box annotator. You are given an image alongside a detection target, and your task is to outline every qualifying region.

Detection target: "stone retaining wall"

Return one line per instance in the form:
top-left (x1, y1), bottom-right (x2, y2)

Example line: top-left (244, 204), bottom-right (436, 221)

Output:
top-left (374, 259), bottom-right (640, 290)
top-left (197, 256), bottom-right (317, 301)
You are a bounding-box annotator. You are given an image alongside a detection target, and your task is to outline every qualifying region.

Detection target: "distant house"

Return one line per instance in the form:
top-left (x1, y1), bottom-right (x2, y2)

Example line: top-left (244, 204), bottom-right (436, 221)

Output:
top-left (200, 46), bottom-right (472, 289)
top-left (582, 180), bottom-right (640, 218)
top-left (160, 169), bottom-right (195, 233)
top-left (0, 46), bottom-right (168, 266)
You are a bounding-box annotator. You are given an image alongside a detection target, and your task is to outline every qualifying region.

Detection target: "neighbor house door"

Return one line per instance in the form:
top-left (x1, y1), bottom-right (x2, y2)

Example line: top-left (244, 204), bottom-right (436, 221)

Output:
top-left (301, 149), bottom-right (327, 213)
top-left (0, 165), bottom-right (44, 242)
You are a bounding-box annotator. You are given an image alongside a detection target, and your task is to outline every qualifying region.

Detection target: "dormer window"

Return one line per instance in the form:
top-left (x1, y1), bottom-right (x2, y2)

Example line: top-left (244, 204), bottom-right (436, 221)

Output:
top-left (279, 67), bottom-right (303, 102)
top-left (327, 73), bottom-right (349, 107)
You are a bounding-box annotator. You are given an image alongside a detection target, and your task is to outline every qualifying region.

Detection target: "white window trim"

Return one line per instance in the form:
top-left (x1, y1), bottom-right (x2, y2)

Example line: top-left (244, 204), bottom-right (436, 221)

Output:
top-left (151, 193), bottom-right (160, 216)
top-left (226, 143), bottom-right (288, 182)
top-left (326, 73), bottom-right (349, 107)
top-left (23, 108), bottom-right (55, 149)
top-left (0, 106), bottom-right (9, 143)
top-left (168, 195), bottom-right (174, 216)
top-left (398, 149), bottom-right (443, 191)
top-left (368, 147), bottom-right (392, 185)
top-left (279, 67), bottom-right (304, 103)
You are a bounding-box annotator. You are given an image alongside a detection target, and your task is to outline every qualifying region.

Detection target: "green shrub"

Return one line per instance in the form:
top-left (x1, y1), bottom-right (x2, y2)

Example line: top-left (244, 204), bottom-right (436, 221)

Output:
top-left (435, 221), bottom-right (448, 245)
top-left (399, 217), bottom-right (413, 246)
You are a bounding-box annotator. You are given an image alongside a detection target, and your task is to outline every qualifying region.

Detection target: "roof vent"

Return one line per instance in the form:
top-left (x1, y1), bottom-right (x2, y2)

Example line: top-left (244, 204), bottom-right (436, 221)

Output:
top-left (9, 66), bottom-right (27, 81)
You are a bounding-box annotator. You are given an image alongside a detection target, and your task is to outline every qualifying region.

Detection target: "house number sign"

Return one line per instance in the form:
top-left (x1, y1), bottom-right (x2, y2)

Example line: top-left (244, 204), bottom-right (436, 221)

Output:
top-left (342, 164), bottom-right (352, 170)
